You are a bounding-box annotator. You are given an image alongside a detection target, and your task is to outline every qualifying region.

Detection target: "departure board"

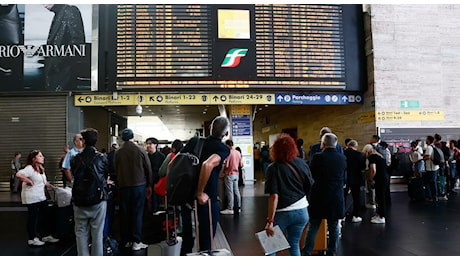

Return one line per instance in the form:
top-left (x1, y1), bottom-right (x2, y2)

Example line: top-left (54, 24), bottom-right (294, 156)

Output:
top-left (117, 5), bottom-right (212, 78)
top-left (255, 5), bottom-right (345, 82)
top-left (113, 4), bottom-right (364, 91)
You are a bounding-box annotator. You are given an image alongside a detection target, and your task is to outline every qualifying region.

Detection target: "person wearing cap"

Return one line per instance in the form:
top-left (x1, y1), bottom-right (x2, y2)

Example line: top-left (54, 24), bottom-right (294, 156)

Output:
top-left (115, 128), bottom-right (152, 251)
top-left (145, 137), bottom-right (165, 214)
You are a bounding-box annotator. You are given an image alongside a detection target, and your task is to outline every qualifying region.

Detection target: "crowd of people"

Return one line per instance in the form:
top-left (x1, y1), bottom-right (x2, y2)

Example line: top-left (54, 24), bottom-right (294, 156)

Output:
top-left (10, 118), bottom-right (460, 256)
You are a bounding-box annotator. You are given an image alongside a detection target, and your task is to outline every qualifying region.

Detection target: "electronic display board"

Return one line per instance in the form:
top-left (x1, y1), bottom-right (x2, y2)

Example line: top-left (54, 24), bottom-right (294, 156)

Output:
top-left (113, 4), bottom-right (366, 91)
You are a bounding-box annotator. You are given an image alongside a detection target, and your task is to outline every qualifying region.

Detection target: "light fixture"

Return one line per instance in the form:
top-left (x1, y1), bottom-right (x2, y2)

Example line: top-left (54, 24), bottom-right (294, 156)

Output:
top-left (136, 104), bottom-right (142, 117)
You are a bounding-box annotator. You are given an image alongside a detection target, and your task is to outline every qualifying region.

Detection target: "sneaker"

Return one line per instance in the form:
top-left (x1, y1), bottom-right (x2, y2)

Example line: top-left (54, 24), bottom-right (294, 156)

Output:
top-left (365, 203), bottom-right (376, 209)
top-left (220, 209), bottom-right (234, 215)
top-left (152, 210), bottom-right (166, 216)
top-left (42, 235), bottom-right (59, 243)
top-left (124, 242), bottom-right (133, 248)
top-left (371, 217), bottom-right (386, 224)
top-left (352, 216), bottom-right (362, 223)
top-left (28, 237), bottom-right (45, 246)
top-left (438, 196), bottom-right (448, 201)
top-left (371, 214), bottom-right (379, 220)
top-left (132, 242), bottom-right (148, 251)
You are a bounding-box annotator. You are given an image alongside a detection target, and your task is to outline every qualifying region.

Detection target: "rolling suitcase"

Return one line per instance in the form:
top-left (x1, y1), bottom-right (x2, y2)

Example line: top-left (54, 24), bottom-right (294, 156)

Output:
top-left (147, 197), bottom-right (182, 256)
top-left (300, 219), bottom-right (327, 255)
top-left (186, 200), bottom-right (232, 256)
top-left (408, 176), bottom-right (425, 201)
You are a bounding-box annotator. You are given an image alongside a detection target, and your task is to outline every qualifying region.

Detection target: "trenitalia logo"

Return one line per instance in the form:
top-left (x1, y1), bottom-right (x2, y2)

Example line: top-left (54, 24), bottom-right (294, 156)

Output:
top-left (0, 44), bottom-right (86, 58)
top-left (221, 48), bottom-right (248, 68)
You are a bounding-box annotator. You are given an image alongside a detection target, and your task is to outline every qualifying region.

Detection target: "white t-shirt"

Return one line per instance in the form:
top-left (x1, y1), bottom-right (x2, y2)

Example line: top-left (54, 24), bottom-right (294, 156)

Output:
top-left (19, 165), bottom-right (47, 204)
top-left (424, 145), bottom-right (440, 172)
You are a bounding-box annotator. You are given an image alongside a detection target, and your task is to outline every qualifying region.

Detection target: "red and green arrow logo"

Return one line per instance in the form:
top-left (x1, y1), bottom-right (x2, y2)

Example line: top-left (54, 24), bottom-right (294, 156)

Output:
top-left (221, 48), bottom-right (248, 67)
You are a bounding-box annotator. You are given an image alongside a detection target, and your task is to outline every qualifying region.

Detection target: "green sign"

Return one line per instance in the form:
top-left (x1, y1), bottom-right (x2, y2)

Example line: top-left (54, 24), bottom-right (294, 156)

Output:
top-left (400, 100), bottom-right (419, 109)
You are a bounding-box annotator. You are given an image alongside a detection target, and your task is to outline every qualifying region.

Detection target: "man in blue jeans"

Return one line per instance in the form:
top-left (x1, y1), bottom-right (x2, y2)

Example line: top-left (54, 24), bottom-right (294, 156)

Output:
top-left (302, 133), bottom-right (346, 256)
top-left (423, 135), bottom-right (439, 202)
top-left (115, 128), bottom-right (152, 251)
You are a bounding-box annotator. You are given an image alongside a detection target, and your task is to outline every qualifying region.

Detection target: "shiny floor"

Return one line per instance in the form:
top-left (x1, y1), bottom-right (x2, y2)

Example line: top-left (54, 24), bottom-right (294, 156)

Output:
top-left (2, 177), bottom-right (460, 256)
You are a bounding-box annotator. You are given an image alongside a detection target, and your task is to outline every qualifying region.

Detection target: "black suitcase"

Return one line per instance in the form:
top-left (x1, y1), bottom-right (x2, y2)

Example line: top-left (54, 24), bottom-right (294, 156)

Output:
top-left (55, 205), bottom-right (75, 240)
top-left (408, 177), bottom-right (425, 201)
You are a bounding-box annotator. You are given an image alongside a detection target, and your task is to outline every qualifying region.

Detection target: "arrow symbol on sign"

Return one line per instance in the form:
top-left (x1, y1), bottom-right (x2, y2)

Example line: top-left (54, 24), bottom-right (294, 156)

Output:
top-left (213, 96), bottom-right (219, 101)
top-left (149, 96), bottom-right (155, 102)
top-left (78, 97), bottom-right (83, 102)
top-left (277, 95), bottom-right (283, 102)
top-left (342, 96), bottom-right (348, 103)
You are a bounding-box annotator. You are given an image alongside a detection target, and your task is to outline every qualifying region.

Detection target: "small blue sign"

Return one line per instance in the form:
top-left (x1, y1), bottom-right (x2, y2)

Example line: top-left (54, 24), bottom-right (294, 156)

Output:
top-left (275, 93), bottom-right (363, 105)
top-left (232, 115), bottom-right (251, 136)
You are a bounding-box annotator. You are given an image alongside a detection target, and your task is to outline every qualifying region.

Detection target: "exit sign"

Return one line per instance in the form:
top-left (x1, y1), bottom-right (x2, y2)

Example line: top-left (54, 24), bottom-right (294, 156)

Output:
top-left (400, 100), bottom-right (419, 109)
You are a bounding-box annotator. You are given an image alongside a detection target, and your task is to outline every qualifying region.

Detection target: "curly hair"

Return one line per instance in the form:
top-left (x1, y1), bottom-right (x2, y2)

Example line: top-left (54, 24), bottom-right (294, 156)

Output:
top-left (270, 133), bottom-right (299, 163)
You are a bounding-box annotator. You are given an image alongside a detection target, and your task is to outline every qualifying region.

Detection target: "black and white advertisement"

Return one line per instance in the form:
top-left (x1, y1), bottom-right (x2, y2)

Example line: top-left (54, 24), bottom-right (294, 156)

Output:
top-left (0, 4), bottom-right (93, 92)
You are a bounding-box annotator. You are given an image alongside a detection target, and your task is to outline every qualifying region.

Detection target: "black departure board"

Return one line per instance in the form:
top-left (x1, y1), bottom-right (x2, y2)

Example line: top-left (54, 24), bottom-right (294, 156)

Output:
top-left (113, 4), bottom-right (364, 91)
top-left (255, 5), bottom-right (344, 82)
top-left (117, 5), bottom-right (212, 78)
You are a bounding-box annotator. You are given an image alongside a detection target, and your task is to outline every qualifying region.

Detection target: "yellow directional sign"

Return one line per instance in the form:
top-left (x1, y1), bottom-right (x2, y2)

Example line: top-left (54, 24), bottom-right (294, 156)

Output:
top-left (357, 111), bottom-right (375, 124)
top-left (75, 93), bottom-right (275, 106)
top-left (376, 110), bottom-right (444, 121)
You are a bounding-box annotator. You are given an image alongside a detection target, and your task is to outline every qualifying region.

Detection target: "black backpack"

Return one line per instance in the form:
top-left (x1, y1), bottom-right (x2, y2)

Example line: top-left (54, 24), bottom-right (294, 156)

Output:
top-left (166, 137), bottom-right (205, 206)
top-left (431, 145), bottom-right (444, 166)
top-left (72, 154), bottom-right (105, 207)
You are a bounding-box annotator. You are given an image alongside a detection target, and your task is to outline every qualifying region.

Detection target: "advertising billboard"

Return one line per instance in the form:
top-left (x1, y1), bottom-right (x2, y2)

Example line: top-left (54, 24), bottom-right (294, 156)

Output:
top-left (0, 4), bottom-right (93, 92)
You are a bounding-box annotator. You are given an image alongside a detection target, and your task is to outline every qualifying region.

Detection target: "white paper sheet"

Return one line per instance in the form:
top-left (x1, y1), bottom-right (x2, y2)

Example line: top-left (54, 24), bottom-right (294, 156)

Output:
top-left (255, 225), bottom-right (290, 255)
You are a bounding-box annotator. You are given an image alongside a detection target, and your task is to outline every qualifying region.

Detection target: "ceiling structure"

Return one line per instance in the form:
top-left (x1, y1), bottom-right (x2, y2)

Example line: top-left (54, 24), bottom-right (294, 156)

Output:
top-left (105, 104), bottom-right (276, 142)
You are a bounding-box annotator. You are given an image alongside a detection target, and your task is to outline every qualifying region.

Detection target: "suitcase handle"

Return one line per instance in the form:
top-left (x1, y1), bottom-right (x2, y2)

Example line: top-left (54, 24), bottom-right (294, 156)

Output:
top-left (193, 199), bottom-right (216, 252)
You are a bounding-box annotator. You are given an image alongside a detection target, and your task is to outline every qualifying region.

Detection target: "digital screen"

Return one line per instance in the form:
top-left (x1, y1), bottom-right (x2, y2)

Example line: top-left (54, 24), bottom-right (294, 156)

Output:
top-left (114, 4), bottom-right (365, 91)
top-left (218, 9), bottom-right (250, 39)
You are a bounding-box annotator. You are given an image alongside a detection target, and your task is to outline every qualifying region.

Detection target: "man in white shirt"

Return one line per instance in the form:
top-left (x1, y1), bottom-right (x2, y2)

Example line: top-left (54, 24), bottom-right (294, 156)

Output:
top-left (62, 134), bottom-right (83, 186)
top-left (423, 135), bottom-right (439, 202)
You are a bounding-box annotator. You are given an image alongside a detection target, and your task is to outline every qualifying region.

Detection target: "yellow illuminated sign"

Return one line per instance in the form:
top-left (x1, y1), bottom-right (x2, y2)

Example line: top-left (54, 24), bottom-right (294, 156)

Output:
top-left (75, 93), bottom-right (275, 106)
top-left (357, 111), bottom-right (375, 124)
top-left (218, 9), bottom-right (250, 39)
top-left (376, 110), bottom-right (444, 121)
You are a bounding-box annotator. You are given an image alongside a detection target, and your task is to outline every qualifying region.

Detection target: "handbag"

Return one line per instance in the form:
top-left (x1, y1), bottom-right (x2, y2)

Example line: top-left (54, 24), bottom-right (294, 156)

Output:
top-left (154, 176), bottom-right (167, 196)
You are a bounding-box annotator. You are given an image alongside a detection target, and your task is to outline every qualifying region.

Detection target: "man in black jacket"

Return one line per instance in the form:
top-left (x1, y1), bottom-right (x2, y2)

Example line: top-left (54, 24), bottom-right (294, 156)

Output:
top-left (302, 133), bottom-right (347, 256)
top-left (343, 140), bottom-right (366, 223)
top-left (71, 128), bottom-right (108, 256)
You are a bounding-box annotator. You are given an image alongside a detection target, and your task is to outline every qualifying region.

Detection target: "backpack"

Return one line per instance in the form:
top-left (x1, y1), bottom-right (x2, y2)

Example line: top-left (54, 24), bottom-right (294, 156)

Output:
top-left (372, 143), bottom-right (390, 167)
top-left (431, 145), bottom-right (444, 166)
top-left (166, 137), bottom-right (205, 206)
top-left (72, 154), bottom-right (105, 207)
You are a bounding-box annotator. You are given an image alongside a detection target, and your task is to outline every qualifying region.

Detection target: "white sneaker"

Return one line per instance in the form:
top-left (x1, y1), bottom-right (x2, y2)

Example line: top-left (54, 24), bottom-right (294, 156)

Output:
top-left (352, 216), bottom-right (362, 223)
top-left (28, 237), bottom-right (45, 246)
top-left (366, 203), bottom-right (376, 209)
top-left (371, 217), bottom-right (386, 224)
top-left (132, 242), bottom-right (148, 251)
top-left (124, 242), bottom-right (133, 248)
top-left (220, 209), bottom-right (234, 215)
top-left (42, 235), bottom-right (59, 243)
